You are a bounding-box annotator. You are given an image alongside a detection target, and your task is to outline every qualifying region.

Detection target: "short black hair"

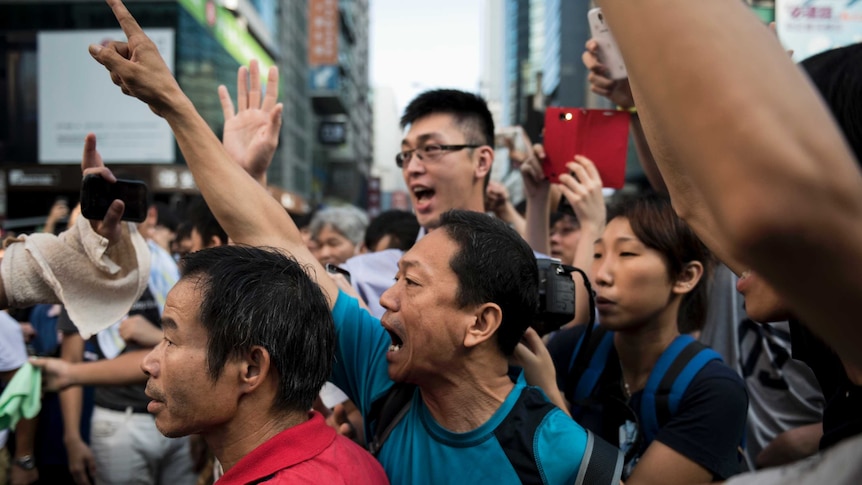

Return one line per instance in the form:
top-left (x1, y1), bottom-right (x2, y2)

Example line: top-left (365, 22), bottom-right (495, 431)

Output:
top-left (400, 89), bottom-right (495, 148)
top-left (179, 245), bottom-right (335, 413)
top-left (364, 210), bottom-right (420, 251)
top-left (186, 196), bottom-right (227, 247)
top-left (802, 43), bottom-right (862, 164)
top-left (154, 201), bottom-right (179, 232)
top-left (438, 210), bottom-right (538, 355)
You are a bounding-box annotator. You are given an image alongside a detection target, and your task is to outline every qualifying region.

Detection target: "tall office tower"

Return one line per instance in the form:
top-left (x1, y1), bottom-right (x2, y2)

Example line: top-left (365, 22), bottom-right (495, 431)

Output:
top-left (307, 0), bottom-right (373, 206)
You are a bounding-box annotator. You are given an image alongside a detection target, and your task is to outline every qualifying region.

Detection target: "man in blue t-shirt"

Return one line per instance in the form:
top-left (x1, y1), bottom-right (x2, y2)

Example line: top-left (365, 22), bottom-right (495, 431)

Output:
top-left (329, 211), bottom-right (604, 484)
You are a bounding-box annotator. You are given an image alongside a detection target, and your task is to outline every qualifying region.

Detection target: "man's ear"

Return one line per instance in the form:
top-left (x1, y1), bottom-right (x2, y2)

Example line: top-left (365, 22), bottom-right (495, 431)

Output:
top-left (464, 303), bottom-right (503, 349)
top-left (474, 146), bottom-right (494, 182)
top-left (208, 235), bottom-right (226, 248)
top-left (239, 346), bottom-right (272, 394)
top-left (672, 261), bottom-right (704, 295)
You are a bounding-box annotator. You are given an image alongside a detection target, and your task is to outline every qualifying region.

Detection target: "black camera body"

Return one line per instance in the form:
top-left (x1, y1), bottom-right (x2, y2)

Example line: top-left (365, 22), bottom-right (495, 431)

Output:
top-left (535, 258), bottom-right (576, 335)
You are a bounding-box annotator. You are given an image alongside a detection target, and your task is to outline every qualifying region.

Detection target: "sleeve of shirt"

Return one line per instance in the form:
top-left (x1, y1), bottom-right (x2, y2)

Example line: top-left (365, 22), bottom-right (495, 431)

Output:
top-left (654, 361), bottom-right (749, 480)
top-left (0, 311), bottom-right (28, 372)
top-left (329, 290), bottom-right (395, 417)
top-left (342, 249), bottom-right (402, 319)
top-left (534, 407), bottom-right (589, 484)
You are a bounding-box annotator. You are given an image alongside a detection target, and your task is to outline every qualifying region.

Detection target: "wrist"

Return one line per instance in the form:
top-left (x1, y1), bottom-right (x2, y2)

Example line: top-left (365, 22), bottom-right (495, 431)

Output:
top-left (13, 454), bottom-right (36, 470)
top-left (64, 432), bottom-right (83, 444)
top-left (161, 94), bottom-right (196, 122)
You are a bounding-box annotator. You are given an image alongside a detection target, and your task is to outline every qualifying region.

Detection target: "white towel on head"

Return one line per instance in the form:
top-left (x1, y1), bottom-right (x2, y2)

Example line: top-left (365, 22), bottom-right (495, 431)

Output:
top-left (1, 215), bottom-right (150, 339)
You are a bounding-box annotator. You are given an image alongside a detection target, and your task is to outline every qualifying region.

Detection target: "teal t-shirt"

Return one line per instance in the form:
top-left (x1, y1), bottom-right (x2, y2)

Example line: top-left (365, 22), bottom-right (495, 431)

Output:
top-left (330, 290), bottom-right (590, 484)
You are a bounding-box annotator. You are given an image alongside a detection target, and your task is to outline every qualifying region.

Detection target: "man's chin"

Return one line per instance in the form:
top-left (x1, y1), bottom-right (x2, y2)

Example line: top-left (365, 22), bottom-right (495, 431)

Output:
top-left (417, 213), bottom-right (441, 230)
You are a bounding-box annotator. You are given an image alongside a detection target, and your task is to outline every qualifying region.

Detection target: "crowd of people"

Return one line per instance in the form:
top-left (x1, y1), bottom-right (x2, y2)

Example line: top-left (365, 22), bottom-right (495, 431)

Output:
top-left (1, 0), bottom-right (862, 483)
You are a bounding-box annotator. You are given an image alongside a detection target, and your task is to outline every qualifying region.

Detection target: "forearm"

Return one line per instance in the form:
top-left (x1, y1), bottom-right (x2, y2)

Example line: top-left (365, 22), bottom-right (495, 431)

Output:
top-left (496, 204), bottom-right (527, 239)
top-left (13, 415), bottom-right (37, 458)
top-left (162, 99), bottom-right (338, 304)
top-left (67, 349), bottom-right (149, 386)
top-left (571, 224), bottom-right (602, 327)
top-left (60, 385), bottom-right (85, 442)
top-left (600, 0), bottom-right (862, 365)
top-left (630, 115), bottom-right (667, 196)
top-left (756, 422), bottom-right (822, 468)
top-left (524, 184), bottom-right (551, 255)
top-left (602, 0), bottom-right (862, 246)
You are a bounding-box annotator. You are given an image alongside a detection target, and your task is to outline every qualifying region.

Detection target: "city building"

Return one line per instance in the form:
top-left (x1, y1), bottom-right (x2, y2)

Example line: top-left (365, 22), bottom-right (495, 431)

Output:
top-left (0, 0), bottom-right (314, 231)
top-left (307, 0), bottom-right (372, 207)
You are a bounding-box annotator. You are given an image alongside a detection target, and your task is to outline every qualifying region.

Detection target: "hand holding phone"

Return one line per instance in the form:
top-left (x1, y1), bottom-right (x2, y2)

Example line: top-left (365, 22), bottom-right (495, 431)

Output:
top-left (588, 8), bottom-right (627, 80)
top-left (542, 107), bottom-right (630, 188)
top-left (80, 174), bottom-right (149, 223)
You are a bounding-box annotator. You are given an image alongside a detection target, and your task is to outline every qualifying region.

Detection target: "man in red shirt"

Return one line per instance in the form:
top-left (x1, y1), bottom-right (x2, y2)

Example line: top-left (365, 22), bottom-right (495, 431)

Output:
top-left (141, 245), bottom-right (388, 484)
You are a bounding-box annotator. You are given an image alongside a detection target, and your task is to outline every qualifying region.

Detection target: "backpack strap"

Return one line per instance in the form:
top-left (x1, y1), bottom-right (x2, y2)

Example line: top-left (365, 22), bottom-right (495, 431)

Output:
top-left (640, 335), bottom-right (722, 445)
top-left (574, 430), bottom-right (624, 485)
top-left (566, 326), bottom-right (615, 417)
top-left (367, 382), bottom-right (415, 456)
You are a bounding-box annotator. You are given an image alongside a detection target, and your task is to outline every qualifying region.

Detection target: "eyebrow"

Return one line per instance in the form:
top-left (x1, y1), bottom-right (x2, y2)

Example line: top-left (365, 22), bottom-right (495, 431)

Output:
top-left (401, 133), bottom-right (442, 147)
top-left (594, 236), bottom-right (638, 245)
top-left (160, 317), bottom-right (178, 331)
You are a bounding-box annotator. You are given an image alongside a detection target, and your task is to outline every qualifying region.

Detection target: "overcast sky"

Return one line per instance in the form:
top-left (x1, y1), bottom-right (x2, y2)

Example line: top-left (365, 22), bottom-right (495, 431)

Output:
top-left (369, 0), bottom-right (482, 113)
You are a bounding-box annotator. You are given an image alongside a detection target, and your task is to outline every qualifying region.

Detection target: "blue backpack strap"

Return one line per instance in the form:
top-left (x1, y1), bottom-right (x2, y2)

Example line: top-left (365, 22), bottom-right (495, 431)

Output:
top-left (567, 326), bottom-right (615, 419)
top-left (640, 335), bottom-right (722, 445)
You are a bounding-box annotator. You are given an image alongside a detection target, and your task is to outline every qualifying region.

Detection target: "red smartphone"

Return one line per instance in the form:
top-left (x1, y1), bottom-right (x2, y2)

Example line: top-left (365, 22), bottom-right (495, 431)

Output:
top-left (542, 107), bottom-right (630, 189)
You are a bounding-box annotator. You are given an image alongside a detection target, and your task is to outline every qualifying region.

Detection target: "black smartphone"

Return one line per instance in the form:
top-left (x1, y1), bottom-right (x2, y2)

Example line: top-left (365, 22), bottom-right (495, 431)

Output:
top-left (325, 263), bottom-right (352, 284)
top-left (80, 174), bottom-right (149, 223)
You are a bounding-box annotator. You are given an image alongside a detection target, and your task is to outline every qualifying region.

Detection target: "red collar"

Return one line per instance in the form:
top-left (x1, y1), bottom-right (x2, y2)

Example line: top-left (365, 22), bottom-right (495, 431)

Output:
top-left (217, 411), bottom-right (336, 484)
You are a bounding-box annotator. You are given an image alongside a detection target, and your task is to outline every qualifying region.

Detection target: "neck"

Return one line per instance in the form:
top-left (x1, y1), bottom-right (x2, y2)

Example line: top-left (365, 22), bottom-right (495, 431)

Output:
top-left (204, 408), bottom-right (308, 472)
top-left (419, 348), bottom-right (513, 432)
top-left (614, 307), bottom-right (681, 393)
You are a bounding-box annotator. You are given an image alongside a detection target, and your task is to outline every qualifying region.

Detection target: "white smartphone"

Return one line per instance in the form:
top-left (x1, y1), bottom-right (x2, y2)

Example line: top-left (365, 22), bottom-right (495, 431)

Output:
top-left (588, 8), bottom-right (628, 80)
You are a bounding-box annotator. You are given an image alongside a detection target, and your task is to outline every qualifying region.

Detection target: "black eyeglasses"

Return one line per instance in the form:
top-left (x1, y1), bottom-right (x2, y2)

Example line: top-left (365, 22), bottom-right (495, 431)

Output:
top-left (395, 144), bottom-right (482, 168)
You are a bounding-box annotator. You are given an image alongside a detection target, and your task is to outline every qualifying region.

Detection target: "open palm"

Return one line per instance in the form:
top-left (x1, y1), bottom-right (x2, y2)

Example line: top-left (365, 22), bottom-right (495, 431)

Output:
top-left (220, 60), bottom-right (283, 184)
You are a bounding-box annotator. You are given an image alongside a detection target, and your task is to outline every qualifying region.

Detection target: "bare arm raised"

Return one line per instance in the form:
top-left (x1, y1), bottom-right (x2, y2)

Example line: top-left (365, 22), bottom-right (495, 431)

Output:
top-left (90, 0), bottom-right (339, 305)
top-left (597, 0), bottom-right (862, 366)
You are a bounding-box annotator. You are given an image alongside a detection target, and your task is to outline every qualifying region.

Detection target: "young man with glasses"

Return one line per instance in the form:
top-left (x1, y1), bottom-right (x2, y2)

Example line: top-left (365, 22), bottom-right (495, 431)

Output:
top-left (342, 89), bottom-right (497, 317)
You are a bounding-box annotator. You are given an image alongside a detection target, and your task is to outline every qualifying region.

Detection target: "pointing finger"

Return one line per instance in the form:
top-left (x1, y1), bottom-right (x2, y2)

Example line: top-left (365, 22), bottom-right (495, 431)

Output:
top-left (106, 0), bottom-right (145, 40)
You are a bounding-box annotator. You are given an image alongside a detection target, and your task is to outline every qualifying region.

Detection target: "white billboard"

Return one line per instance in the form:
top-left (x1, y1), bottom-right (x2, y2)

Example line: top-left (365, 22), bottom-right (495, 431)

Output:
top-left (38, 29), bottom-right (176, 164)
top-left (776, 0), bottom-right (862, 62)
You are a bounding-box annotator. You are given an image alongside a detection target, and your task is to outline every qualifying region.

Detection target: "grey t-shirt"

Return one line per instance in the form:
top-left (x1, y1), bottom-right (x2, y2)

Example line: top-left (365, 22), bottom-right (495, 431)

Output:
top-left (701, 264), bottom-right (825, 469)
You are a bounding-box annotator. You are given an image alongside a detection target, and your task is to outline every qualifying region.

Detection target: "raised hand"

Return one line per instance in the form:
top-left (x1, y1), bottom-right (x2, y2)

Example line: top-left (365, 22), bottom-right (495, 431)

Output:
top-left (89, 0), bottom-right (186, 117)
top-left (557, 155), bottom-right (606, 233)
top-left (219, 59), bottom-right (283, 184)
top-left (582, 39), bottom-right (634, 109)
top-left (81, 134), bottom-right (124, 244)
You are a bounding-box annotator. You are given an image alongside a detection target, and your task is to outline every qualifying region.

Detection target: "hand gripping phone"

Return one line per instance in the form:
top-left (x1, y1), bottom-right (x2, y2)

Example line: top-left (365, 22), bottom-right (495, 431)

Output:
top-left (80, 174), bottom-right (149, 223)
top-left (588, 8), bottom-right (628, 80)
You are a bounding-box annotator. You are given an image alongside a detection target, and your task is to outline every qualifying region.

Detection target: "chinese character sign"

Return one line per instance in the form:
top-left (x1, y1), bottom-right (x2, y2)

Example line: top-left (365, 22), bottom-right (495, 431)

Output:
top-left (309, 0), bottom-right (339, 66)
top-left (776, 0), bottom-right (862, 61)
